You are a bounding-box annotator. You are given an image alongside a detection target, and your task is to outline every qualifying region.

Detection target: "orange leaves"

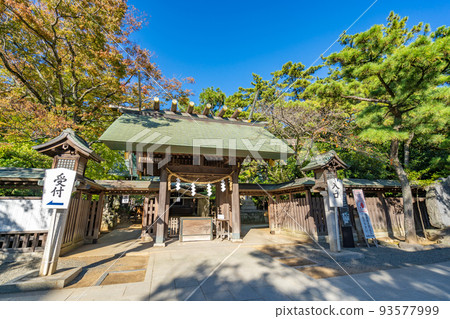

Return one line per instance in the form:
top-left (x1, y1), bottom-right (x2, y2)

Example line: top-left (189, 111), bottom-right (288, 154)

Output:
top-left (0, 97), bottom-right (74, 142)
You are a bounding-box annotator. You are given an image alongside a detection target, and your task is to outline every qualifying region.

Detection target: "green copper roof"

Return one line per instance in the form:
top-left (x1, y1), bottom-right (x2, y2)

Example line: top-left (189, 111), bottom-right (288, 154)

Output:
top-left (301, 150), bottom-right (348, 171)
top-left (33, 128), bottom-right (103, 162)
top-left (99, 110), bottom-right (294, 160)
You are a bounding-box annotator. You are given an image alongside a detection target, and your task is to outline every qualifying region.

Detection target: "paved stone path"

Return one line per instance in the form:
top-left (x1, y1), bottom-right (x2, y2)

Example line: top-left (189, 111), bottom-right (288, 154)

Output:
top-left (1, 227), bottom-right (449, 301)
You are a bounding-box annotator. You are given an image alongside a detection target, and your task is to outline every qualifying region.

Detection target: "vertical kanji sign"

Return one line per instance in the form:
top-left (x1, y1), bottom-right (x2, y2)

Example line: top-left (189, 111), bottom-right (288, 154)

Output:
top-left (42, 168), bottom-right (76, 209)
top-left (327, 178), bottom-right (344, 207)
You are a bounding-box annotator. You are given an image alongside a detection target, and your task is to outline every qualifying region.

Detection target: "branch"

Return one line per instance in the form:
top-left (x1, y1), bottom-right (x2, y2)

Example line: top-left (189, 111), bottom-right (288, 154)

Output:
top-left (341, 95), bottom-right (391, 105)
top-left (78, 83), bottom-right (106, 101)
top-left (0, 48), bottom-right (45, 104)
top-left (377, 74), bottom-right (395, 98)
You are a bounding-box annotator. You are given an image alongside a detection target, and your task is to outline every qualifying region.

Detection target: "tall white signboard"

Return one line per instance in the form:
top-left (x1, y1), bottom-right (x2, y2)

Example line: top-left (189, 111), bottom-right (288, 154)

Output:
top-left (352, 189), bottom-right (376, 240)
top-left (327, 178), bottom-right (344, 208)
top-left (326, 178), bottom-right (344, 252)
top-left (40, 168), bottom-right (77, 276)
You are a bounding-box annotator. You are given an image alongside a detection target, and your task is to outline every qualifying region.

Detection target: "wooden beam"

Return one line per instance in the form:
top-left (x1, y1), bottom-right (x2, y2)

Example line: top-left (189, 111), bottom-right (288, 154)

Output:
top-left (217, 106), bottom-right (227, 117)
top-left (164, 184), bottom-right (170, 239)
top-left (187, 101), bottom-right (194, 114)
top-left (171, 99), bottom-right (178, 112)
top-left (202, 103), bottom-right (212, 115)
top-left (141, 194), bottom-right (150, 239)
top-left (268, 195), bottom-right (275, 234)
top-left (167, 164), bottom-right (233, 176)
top-left (153, 97), bottom-right (160, 111)
top-left (231, 108), bottom-right (242, 119)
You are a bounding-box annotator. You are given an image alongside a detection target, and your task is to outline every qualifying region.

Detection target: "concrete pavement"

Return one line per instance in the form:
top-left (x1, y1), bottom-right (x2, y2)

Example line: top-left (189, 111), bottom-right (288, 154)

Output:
top-left (0, 237), bottom-right (449, 301)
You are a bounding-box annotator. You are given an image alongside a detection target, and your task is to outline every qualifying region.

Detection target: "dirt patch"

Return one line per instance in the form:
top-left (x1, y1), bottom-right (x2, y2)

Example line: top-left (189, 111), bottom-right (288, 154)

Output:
top-left (101, 270), bottom-right (146, 286)
top-left (277, 257), bottom-right (316, 267)
top-left (258, 244), bottom-right (301, 257)
top-left (297, 266), bottom-right (347, 278)
top-left (62, 255), bottom-right (148, 288)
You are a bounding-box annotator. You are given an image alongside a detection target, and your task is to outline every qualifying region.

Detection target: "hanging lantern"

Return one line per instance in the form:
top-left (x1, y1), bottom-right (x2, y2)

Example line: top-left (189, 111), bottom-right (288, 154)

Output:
top-left (175, 177), bottom-right (181, 191)
top-left (191, 182), bottom-right (196, 196)
top-left (207, 183), bottom-right (212, 197)
top-left (220, 179), bottom-right (226, 192)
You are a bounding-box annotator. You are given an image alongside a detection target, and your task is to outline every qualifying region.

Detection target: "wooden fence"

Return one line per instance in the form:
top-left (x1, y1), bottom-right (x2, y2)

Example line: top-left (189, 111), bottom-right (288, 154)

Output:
top-left (0, 231), bottom-right (47, 252)
top-left (60, 191), bottom-right (104, 255)
top-left (273, 197), bottom-right (327, 237)
top-left (141, 197), bottom-right (157, 237)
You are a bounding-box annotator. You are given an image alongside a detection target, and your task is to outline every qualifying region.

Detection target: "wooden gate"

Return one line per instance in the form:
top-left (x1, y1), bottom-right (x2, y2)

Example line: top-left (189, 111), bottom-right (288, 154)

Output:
top-left (60, 191), bottom-right (104, 255)
top-left (141, 197), bottom-right (157, 237)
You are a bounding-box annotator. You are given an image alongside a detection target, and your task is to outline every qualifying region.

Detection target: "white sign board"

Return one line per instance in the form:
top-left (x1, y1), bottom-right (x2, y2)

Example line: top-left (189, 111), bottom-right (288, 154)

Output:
top-left (352, 189), bottom-right (376, 239)
top-left (42, 168), bottom-right (77, 209)
top-left (327, 178), bottom-right (344, 208)
top-left (122, 195), bottom-right (129, 204)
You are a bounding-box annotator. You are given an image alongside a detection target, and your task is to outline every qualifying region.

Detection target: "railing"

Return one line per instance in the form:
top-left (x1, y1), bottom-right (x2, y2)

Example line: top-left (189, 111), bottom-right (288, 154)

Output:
top-left (0, 231), bottom-right (48, 252)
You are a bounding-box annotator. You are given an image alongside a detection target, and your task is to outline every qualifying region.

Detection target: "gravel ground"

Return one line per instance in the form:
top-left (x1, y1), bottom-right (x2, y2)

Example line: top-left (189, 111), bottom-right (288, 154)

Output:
top-left (0, 256), bottom-right (42, 285)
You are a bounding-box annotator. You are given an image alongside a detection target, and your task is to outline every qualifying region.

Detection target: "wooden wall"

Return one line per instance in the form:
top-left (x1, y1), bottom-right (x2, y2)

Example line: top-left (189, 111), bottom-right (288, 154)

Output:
top-left (60, 191), bottom-right (103, 255)
top-left (271, 191), bottom-right (430, 240)
top-left (273, 196), bottom-right (327, 238)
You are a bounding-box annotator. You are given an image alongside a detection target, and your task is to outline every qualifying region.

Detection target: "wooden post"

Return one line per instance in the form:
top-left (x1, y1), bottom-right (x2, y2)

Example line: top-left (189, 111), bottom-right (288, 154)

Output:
top-left (275, 195), bottom-right (281, 229)
top-left (217, 106), bottom-right (228, 117)
top-left (39, 208), bottom-right (69, 276)
top-left (187, 101), bottom-right (194, 114)
top-left (231, 170), bottom-right (241, 241)
top-left (378, 191), bottom-right (394, 238)
top-left (231, 108), bottom-right (242, 119)
top-left (164, 185), bottom-right (170, 239)
top-left (171, 99), bottom-right (178, 112)
top-left (155, 168), bottom-right (168, 246)
top-left (215, 182), bottom-right (222, 215)
top-left (153, 97), bottom-right (160, 111)
top-left (92, 192), bottom-right (104, 243)
top-left (268, 195), bottom-right (275, 234)
top-left (320, 190), bottom-right (339, 252)
top-left (141, 194), bottom-right (151, 241)
top-left (202, 103), bottom-right (212, 115)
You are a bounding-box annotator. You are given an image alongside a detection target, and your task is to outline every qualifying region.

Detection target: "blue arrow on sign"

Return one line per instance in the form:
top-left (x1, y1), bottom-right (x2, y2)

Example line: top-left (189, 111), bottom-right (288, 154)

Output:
top-left (47, 201), bottom-right (64, 206)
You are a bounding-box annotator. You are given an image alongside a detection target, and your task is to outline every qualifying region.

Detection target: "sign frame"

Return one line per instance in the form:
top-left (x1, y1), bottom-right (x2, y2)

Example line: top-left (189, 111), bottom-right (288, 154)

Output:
top-left (327, 178), bottom-right (344, 208)
top-left (42, 168), bottom-right (77, 209)
top-left (352, 189), bottom-right (377, 244)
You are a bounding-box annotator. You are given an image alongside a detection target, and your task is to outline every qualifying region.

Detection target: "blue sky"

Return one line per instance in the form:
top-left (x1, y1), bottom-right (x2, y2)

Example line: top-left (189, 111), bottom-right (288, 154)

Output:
top-left (129, 0), bottom-right (450, 104)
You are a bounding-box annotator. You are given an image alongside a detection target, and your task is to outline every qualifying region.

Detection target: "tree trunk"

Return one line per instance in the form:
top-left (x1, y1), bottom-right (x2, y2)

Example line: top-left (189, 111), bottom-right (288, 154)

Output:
top-left (404, 132), bottom-right (414, 167)
top-left (390, 139), bottom-right (417, 243)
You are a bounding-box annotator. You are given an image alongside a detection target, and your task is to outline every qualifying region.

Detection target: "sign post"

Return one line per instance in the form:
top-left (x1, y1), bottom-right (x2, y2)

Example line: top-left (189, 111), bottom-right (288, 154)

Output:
top-left (352, 189), bottom-right (378, 247)
top-left (39, 168), bottom-right (76, 276)
top-left (327, 178), bottom-right (344, 252)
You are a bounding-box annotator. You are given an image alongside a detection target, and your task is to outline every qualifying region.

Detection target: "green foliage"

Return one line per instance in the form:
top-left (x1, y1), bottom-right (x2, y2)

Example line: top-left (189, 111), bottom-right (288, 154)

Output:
top-left (84, 143), bottom-right (128, 180)
top-left (239, 156), bottom-right (300, 184)
top-left (0, 142), bottom-right (52, 168)
top-left (199, 87), bottom-right (226, 111)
